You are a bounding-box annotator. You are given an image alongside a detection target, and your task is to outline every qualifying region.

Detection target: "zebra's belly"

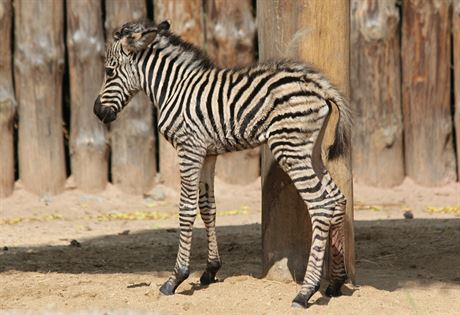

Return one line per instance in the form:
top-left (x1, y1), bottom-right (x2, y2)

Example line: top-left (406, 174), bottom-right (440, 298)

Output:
top-left (206, 130), bottom-right (268, 155)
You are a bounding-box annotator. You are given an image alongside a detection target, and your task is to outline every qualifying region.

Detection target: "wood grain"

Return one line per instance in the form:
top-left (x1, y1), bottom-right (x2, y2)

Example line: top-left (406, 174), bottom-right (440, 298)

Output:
top-left (67, 0), bottom-right (108, 192)
top-left (350, 0), bottom-right (404, 187)
top-left (402, 0), bottom-right (456, 186)
top-left (14, 0), bottom-right (66, 196)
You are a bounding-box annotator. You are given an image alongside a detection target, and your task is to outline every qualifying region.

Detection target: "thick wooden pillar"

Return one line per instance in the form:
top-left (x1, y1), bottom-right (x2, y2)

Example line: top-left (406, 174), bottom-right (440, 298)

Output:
top-left (0, 0), bottom-right (16, 198)
top-left (153, 0), bottom-right (204, 189)
top-left (258, 0), bottom-right (355, 282)
top-left (14, 0), bottom-right (66, 196)
top-left (105, 0), bottom-right (156, 194)
top-left (67, 0), bottom-right (108, 193)
top-left (205, 0), bottom-right (259, 185)
top-left (402, 0), bottom-right (455, 186)
top-left (350, 0), bottom-right (404, 187)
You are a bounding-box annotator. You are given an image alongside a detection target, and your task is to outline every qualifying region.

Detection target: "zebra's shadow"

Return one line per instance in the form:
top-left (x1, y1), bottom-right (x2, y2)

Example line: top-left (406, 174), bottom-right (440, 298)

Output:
top-left (0, 224), bottom-right (262, 277)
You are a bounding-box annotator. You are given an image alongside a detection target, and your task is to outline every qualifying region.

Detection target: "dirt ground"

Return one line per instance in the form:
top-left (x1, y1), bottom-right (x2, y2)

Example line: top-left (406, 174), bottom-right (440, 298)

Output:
top-left (1, 177), bottom-right (459, 314)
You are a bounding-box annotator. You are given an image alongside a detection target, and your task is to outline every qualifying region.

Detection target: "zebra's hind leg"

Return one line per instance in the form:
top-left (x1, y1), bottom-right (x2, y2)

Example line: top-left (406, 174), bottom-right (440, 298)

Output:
top-left (159, 146), bottom-right (205, 296)
top-left (325, 189), bottom-right (347, 297)
top-left (197, 155), bottom-right (222, 285)
top-left (291, 168), bottom-right (346, 308)
top-left (268, 138), bottom-right (345, 308)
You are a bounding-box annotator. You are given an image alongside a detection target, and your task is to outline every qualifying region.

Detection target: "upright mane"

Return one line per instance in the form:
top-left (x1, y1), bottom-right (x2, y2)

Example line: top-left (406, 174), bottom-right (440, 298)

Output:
top-left (155, 28), bottom-right (215, 70)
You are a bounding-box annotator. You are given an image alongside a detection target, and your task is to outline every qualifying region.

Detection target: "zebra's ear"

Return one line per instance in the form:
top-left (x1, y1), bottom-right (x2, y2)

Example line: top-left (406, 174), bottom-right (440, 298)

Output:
top-left (118, 26), bottom-right (158, 53)
top-left (157, 20), bottom-right (170, 31)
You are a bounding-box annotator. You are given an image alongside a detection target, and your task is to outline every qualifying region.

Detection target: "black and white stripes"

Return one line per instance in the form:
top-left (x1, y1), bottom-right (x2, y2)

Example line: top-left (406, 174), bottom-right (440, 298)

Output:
top-left (94, 19), bottom-right (351, 308)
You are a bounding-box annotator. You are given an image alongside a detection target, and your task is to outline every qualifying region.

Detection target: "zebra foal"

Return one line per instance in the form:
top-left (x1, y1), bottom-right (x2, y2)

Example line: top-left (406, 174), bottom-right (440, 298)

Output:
top-left (94, 19), bottom-right (351, 308)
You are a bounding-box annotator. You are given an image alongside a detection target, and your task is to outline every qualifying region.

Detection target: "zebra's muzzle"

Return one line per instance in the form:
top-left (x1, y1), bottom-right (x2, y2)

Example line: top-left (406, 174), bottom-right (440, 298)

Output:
top-left (94, 96), bottom-right (117, 124)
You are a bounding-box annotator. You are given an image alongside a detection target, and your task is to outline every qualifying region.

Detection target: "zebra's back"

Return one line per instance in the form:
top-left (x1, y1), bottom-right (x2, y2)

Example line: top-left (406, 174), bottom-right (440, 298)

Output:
top-left (179, 60), bottom-right (338, 155)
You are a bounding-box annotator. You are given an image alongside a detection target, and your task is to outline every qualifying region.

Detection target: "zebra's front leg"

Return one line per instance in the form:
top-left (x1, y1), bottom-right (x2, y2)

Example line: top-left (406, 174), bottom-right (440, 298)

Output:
top-left (197, 155), bottom-right (222, 285)
top-left (159, 149), bottom-right (205, 296)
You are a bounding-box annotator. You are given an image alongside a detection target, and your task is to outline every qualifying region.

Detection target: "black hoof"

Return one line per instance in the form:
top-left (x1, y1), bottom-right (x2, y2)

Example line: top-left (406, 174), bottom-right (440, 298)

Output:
top-left (291, 293), bottom-right (308, 309)
top-left (200, 271), bottom-right (217, 285)
top-left (325, 284), bottom-right (342, 297)
top-left (200, 260), bottom-right (221, 286)
top-left (159, 280), bottom-right (176, 295)
top-left (159, 267), bottom-right (190, 295)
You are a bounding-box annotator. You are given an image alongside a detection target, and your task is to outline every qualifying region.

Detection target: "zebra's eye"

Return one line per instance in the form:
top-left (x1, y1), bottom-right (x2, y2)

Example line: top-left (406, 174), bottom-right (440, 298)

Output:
top-left (105, 67), bottom-right (115, 77)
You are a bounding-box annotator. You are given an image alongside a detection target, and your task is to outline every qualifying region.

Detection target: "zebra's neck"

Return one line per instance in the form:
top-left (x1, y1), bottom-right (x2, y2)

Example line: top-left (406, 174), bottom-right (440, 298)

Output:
top-left (134, 33), bottom-right (215, 144)
top-left (136, 33), bottom-right (215, 111)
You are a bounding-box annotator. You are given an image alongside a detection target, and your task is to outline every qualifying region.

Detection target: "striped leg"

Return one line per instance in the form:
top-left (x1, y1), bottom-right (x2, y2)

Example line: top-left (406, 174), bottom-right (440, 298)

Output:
top-left (159, 146), bottom-right (205, 295)
top-left (325, 187), bottom-right (347, 297)
top-left (197, 155), bottom-right (222, 285)
top-left (268, 133), bottom-right (345, 308)
top-left (290, 166), bottom-right (346, 307)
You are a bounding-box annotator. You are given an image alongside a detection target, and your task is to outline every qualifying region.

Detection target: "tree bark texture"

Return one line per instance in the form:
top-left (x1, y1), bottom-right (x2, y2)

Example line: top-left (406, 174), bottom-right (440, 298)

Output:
top-left (453, 0), bottom-right (460, 182)
top-left (67, 0), bottom-right (108, 193)
top-left (105, 0), bottom-right (156, 195)
top-left (402, 0), bottom-right (456, 186)
top-left (205, 0), bottom-right (260, 185)
top-left (14, 0), bottom-right (66, 196)
top-left (350, 0), bottom-right (404, 187)
top-left (0, 0), bottom-right (16, 198)
top-left (154, 0), bottom-right (204, 189)
top-left (258, 0), bottom-right (355, 282)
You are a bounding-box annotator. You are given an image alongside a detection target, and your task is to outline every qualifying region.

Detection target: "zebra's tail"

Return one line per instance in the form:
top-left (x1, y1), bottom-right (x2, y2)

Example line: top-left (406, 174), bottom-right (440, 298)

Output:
top-left (325, 89), bottom-right (352, 160)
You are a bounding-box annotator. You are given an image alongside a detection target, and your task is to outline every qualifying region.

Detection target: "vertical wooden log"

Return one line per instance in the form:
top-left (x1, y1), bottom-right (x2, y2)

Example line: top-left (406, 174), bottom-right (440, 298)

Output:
top-left (453, 0), bottom-right (460, 181)
top-left (67, 0), bottom-right (108, 193)
top-left (0, 0), bottom-right (16, 198)
top-left (402, 0), bottom-right (455, 186)
top-left (105, 0), bottom-right (156, 194)
top-left (205, 0), bottom-right (259, 185)
top-left (350, 0), bottom-right (404, 187)
top-left (14, 0), bottom-right (66, 196)
top-left (258, 0), bottom-right (355, 282)
top-left (153, 0), bottom-right (204, 189)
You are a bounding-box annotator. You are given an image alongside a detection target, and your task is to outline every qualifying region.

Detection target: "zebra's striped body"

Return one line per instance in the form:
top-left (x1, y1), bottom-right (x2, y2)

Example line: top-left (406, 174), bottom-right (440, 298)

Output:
top-left (94, 20), bottom-right (351, 308)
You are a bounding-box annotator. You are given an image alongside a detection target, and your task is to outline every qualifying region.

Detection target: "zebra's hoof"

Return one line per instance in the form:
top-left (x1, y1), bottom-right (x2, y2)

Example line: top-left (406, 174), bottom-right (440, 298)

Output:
top-left (200, 271), bottom-right (217, 285)
top-left (159, 280), bottom-right (176, 295)
top-left (200, 260), bottom-right (221, 285)
top-left (291, 293), bottom-right (308, 308)
top-left (325, 284), bottom-right (342, 297)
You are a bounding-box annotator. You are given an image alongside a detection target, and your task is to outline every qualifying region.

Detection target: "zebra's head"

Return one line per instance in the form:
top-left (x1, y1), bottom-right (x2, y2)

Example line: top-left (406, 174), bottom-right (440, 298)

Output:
top-left (94, 19), bottom-right (170, 123)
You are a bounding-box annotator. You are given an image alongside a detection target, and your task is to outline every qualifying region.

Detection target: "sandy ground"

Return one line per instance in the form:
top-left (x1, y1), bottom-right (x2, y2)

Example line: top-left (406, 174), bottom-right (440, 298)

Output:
top-left (1, 177), bottom-right (459, 314)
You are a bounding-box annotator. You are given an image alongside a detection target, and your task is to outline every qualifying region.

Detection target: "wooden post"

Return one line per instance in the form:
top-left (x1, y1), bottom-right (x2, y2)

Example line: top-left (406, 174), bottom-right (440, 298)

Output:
top-left (402, 0), bottom-right (456, 186)
top-left (14, 0), bottom-right (66, 196)
top-left (153, 0), bottom-right (204, 189)
top-left (205, 0), bottom-right (259, 185)
top-left (105, 0), bottom-right (156, 194)
top-left (453, 0), bottom-right (460, 182)
top-left (0, 0), bottom-right (16, 198)
top-left (258, 0), bottom-right (355, 282)
top-left (350, 0), bottom-right (404, 187)
top-left (67, 0), bottom-right (108, 193)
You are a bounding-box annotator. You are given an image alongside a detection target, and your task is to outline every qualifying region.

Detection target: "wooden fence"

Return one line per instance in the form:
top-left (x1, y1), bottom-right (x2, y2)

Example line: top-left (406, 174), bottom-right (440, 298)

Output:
top-left (0, 0), bottom-right (459, 198)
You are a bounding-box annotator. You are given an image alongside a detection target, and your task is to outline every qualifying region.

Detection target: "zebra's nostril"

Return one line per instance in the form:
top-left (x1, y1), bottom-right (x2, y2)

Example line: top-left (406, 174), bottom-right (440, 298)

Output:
top-left (94, 96), bottom-right (117, 124)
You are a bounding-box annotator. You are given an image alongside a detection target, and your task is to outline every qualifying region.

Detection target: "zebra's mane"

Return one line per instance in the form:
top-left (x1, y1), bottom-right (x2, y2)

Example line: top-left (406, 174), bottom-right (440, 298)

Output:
top-left (155, 29), bottom-right (215, 70)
